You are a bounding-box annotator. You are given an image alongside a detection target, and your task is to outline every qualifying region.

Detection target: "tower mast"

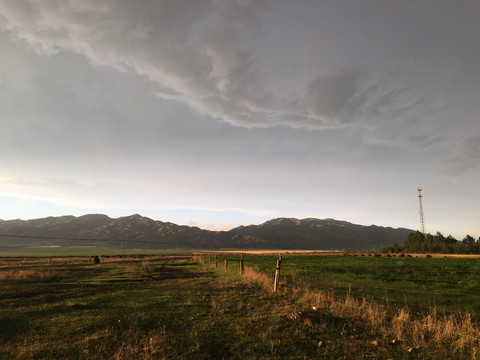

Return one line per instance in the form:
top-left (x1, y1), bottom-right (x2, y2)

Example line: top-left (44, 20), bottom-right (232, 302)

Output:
top-left (417, 187), bottom-right (425, 235)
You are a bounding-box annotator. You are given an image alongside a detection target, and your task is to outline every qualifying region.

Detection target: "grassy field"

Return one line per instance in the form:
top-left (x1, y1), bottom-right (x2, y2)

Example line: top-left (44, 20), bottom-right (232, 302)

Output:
top-left (242, 254), bottom-right (480, 317)
top-left (1, 254), bottom-right (480, 359)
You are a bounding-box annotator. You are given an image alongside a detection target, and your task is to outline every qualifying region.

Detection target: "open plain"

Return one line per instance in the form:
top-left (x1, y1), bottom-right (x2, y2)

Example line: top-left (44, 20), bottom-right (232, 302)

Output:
top-left (1, 254), bottom-right (480, 359)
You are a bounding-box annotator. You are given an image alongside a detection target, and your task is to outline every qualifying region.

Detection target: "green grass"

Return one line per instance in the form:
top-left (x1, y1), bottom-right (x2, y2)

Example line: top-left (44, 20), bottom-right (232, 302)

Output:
top-left (241, 254), bottom-right (480, 317)
top-left (1, 254), bottom-right (480, 359)
top-left (1, 256), bottom-right (330, 359)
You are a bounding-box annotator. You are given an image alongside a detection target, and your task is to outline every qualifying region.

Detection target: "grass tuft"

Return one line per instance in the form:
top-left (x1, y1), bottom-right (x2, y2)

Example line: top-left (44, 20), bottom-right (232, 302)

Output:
top-left (242, 266), bottom-right (272, 289)
top-left (242, 264), bottom-right (480, 357)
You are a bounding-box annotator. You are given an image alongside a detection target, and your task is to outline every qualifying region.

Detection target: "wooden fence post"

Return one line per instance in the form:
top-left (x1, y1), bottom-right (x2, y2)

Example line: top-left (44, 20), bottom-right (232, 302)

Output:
top-left (273, 259), bottom-right (281, 292)
top-left (224, 257), bottom-right (228, 271)
top-left (240, 254), bottom-right (244, 275)
top-left (215, 255), bottom-right (218, 269)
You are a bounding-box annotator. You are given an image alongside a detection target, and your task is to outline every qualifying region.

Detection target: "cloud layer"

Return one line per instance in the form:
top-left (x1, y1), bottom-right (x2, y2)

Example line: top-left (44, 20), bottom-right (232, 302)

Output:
top-left (1, 0), bottom-right (480, 237)
top-left (3, 0), bottom-right (474, 131)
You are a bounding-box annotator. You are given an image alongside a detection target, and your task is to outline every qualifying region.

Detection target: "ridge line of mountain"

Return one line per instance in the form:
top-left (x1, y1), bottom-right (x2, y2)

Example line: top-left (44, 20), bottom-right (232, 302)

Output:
top-left (0, 214), bottom-right (413, 250)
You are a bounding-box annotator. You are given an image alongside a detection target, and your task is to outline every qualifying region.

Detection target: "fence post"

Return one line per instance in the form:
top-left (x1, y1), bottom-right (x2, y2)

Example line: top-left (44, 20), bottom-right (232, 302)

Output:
top-left (224, 257), bottom-right (228, 271)
top-left (240, 254), bottom-right (244, 275)
top-left (273, 259), bottom-right (281, 292)
top-left (215, 255), bottom-right (218, 269)
top-left (208, 255), bottom-right (211, 265)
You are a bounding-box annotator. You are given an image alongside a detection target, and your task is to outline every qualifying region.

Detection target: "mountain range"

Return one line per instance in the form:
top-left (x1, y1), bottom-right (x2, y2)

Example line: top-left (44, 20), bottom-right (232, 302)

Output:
top-left (0, 214), bottom-right (413, 252)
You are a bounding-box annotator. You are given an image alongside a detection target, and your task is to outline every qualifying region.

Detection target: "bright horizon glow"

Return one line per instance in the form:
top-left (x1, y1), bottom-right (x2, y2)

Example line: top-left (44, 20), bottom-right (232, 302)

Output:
top-left (0, 194), bottom-right (475, 240)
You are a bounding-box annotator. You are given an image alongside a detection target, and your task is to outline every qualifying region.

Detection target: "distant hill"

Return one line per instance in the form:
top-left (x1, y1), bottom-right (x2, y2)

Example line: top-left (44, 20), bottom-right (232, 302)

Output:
top-left (228, 218), bottom-right (412, 250)
top-left (0, 214), bottom-right (413, 252)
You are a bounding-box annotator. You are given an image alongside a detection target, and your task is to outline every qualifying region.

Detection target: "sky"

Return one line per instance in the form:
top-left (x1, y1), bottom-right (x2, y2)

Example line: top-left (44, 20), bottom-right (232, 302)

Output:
top-left (1, 0), bottom-right (479, 239)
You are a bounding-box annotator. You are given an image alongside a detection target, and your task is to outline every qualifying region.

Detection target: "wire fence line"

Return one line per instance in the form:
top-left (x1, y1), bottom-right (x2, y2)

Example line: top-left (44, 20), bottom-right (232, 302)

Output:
top-left (194, 254), bottom-right (466, 319)
top-left (195, 255), bottom-right (444, 317)
top-left (2, 242), bottom-right (479, 318)
top-left (210, 254), bottom-right (480, 319)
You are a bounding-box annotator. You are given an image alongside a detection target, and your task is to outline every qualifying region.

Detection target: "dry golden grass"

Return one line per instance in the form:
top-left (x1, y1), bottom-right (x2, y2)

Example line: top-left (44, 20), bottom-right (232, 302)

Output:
top-left (242, 265), bottom-right (480, 355)
top-left (242, 266), bottom-right (273, 289)
top-left (405, 310), bottom-right (479, 351)
top-left (392, 308), bottom-right (410, 340)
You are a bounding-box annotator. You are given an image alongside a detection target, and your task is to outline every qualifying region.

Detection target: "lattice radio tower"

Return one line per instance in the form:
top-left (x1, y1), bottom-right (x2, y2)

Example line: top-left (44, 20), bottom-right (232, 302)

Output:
top-left (417, 187), bottom-right (425, 235)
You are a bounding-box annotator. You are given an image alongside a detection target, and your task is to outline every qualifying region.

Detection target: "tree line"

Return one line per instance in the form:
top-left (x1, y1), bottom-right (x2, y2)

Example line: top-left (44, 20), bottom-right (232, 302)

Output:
top-left (382, 231), bottom-right (480, 254)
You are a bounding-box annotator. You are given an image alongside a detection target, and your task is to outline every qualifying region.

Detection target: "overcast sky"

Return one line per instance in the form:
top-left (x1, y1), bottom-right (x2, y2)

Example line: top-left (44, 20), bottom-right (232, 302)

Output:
top-left (1, 0), bottom-right (479, 238)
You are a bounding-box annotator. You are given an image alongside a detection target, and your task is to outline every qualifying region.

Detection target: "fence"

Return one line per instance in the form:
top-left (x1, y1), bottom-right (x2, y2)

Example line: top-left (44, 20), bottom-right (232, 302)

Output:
top-left (195, 252), bottom-right (480, 319)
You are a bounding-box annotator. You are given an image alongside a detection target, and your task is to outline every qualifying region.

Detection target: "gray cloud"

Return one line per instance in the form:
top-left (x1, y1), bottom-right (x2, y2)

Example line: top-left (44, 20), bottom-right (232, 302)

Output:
top-left (444, 136), bottom-right (480, 174)
top-left (1, 0), bottom-right (480, 237)
top-left (2, 0), bottom-right (478, 150)
top-left (0, 0), bottom-right (448, 132)
top-left (305, 66), bottom-right (365, 123)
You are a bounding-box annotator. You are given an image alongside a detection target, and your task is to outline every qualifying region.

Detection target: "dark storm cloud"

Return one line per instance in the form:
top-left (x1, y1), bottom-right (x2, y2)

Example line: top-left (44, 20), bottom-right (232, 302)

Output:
top-left (296, 65), bottom-right (414, 127)
top-left (0, 0), bottom-right (414, 129)
top-left (1, 0), bottom-right (478, 133)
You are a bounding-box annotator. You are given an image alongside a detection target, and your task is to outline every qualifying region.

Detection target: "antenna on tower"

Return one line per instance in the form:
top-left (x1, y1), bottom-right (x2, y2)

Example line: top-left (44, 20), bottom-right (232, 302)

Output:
top-left (417, 186), bottom-right (425, 235)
